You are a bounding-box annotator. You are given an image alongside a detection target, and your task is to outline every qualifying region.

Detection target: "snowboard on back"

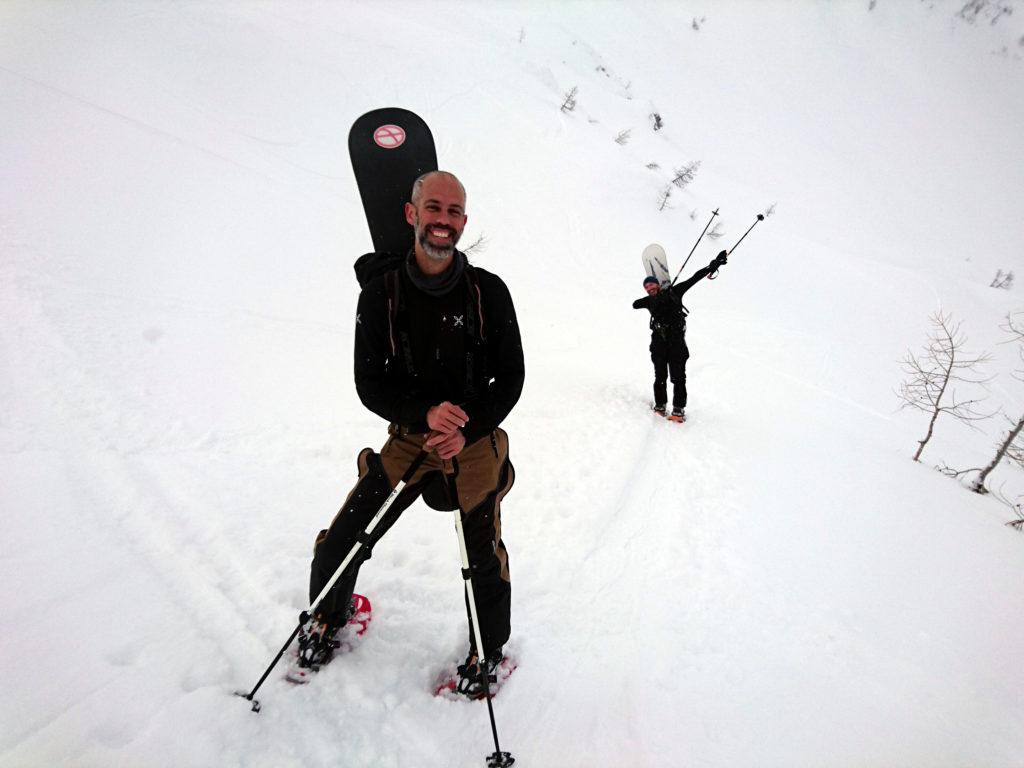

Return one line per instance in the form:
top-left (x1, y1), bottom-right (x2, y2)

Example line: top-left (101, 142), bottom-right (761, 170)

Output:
top-left (642, 243), bottom-right (671, 287)
top-left (348, 107), bottom-right (438, 256)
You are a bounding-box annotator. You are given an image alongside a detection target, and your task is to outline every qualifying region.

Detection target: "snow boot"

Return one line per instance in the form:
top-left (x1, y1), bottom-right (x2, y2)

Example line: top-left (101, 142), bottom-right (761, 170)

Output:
top-left (455, 647), bottom-right (505, 700)
top-left (669, 407), bottom-right (685, 423)
top-left (653, 403), bottom-right (667, 416)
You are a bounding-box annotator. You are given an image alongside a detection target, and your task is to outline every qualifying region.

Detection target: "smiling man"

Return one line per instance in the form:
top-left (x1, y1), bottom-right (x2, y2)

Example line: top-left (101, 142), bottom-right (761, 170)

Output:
top-left (410, 171), bottom-right (467, 267)
top-left (296, 171), bottom-right (525, 698)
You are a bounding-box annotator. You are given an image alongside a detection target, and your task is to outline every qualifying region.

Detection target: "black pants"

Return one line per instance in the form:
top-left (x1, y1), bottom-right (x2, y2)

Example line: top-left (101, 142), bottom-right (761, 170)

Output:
top-left (650, 330), bottom-right (689, 409)
top-left (309, 429), bottom-right (515, 655)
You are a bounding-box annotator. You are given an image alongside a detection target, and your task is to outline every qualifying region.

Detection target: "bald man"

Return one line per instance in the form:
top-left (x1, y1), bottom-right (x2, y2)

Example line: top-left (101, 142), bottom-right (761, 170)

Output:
top-left (296, 172), bottom-right (525, 698)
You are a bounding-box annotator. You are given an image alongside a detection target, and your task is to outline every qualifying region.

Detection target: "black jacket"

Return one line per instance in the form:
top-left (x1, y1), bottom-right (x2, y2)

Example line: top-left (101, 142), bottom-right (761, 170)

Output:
top-left (632, 265), bottom-right (715, 334)
top-left (353, 256), bottom-right (525, 446)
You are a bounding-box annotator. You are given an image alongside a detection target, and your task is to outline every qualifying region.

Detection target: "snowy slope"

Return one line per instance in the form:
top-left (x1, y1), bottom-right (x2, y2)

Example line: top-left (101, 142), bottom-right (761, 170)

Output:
top-left (2, 2), bottom-right (1024, 766)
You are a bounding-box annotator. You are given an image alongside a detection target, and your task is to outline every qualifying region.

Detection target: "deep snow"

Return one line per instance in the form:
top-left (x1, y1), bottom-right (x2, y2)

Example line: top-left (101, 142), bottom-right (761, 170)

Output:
top-left (2, 2), bottom-right (1024, 766)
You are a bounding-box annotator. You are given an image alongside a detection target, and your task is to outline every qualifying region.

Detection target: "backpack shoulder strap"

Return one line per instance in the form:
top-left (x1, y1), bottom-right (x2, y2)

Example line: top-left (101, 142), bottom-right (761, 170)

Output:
top-left (464, 264), bottom-right (485, 341)
top-left (383, 267), bottom-right (401, 357)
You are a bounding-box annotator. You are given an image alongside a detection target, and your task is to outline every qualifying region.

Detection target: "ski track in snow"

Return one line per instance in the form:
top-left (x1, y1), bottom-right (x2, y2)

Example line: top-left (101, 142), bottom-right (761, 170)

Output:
top-left (1, 271), bottom-right (252, 759)
top-left (504, 379), bottom-right (750, 765)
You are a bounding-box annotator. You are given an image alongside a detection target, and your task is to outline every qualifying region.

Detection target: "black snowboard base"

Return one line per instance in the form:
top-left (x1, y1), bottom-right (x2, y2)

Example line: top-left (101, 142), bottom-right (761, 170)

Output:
top-left (348, 107), bottom-right (438, 256)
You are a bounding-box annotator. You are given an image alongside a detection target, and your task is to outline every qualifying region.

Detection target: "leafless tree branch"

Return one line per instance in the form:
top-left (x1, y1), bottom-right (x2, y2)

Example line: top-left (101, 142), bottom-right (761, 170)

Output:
top-left (989, 269), bottom-right (1014, 289)
top-left (671, 161), bottom-right (701, 189)
top-left (896, 311), bottom-right (994, 461)
top-left (656, 185), bottom-right (672, 211)
top-left (462, 232), bottom-right (488, 255)
top-left (560, 86), bottom-right (578, 113)
top-left (936, 463), bottom-right (984, 479)
top-left (970, 314), bottom-right (1024, 491)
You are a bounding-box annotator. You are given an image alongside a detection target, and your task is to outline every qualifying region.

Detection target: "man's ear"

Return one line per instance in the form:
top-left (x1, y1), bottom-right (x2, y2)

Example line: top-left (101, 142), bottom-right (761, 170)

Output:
top-left (404, 202), bottom-right (417, 227)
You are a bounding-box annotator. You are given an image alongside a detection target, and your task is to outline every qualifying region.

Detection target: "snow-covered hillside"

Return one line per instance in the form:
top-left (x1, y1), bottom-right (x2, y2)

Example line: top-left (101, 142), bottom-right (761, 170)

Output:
top-left (2, 2), bottom-right (1023, 766)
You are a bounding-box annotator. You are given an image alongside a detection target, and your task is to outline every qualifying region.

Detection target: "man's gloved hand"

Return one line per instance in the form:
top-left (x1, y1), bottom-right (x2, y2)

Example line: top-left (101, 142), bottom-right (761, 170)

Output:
top-left (710, 250), bottom-right (728, 269)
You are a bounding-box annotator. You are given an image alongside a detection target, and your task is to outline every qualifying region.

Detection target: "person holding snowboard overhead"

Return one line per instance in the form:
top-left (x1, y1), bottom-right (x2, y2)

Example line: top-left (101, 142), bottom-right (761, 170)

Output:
top-left (299, 171), bottom-right (525, 697)
top-left (633, 250), bottom-right (727, 422)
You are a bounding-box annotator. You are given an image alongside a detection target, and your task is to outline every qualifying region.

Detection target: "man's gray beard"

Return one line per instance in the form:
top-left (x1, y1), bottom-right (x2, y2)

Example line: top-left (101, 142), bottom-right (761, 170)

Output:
top-left (418, 228), bottom-right (458, 262)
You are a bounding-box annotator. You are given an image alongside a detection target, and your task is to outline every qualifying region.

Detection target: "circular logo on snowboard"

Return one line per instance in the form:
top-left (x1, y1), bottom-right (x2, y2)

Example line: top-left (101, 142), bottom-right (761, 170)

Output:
top-left (373, 124), bottom-right (406, 149)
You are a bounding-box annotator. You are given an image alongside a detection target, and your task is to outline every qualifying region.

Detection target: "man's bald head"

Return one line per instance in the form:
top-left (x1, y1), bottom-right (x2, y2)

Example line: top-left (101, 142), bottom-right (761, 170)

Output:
top-left (410, 171), bottom-right (466, 208)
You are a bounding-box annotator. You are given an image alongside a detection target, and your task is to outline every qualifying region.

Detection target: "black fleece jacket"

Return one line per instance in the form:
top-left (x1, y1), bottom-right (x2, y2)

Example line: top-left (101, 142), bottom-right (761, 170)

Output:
top-left (632, 264), bottom-right (715, 331)
top-left (353, 258), bottom-right (525, 446)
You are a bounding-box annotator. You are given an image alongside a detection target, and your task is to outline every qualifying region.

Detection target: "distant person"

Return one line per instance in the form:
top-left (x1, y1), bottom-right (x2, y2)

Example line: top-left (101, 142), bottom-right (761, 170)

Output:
top-left (633, 250), bottom-right (727, 422)
top-left (296, 171), bottom-right (525, 698)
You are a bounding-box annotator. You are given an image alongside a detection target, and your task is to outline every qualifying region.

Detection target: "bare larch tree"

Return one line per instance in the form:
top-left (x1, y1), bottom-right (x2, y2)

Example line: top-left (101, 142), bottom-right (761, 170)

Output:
top-left (656, 185), bottom-right (672, 211)
top-left (971, 311), bottom-right (1024, 492)
top-left (560, 86), bottom-right (578, 113)
top-left (671, 160), bottom-right (701, 188)
top-left (897, 311), bottom-right (993, 462)
top-left (989, 269), bottom-right (1014, 289)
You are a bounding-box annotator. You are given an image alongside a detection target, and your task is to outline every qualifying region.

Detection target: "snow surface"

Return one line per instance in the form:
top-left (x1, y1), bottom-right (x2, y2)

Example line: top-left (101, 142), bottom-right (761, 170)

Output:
top-left (3, 2), bottom-right (1024, 766)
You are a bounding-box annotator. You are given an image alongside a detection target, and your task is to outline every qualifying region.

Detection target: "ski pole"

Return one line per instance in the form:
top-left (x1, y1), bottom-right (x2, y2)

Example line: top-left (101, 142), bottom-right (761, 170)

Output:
top-left (234, 449), bottom-right (430, 712)
top-left (447, 466), bottom-right (515, 768)
top-left (709, 213), bottom-right (765, 279)
top-left (670, 208), bottom-right (719, 287)
top-left (726, 213), bottom-right (764, 256)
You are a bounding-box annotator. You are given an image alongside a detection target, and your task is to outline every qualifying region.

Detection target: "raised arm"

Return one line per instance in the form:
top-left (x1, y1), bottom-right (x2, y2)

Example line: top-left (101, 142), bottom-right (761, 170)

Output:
top-left (672, 251), bottom-right (728, 296)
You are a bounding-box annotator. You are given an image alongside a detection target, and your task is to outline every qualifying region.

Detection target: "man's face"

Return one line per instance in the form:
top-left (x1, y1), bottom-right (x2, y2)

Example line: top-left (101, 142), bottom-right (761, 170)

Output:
top-left (405, 175), bottom-right (468, 262)
top-left (644, 282), bottom-right (661, 296)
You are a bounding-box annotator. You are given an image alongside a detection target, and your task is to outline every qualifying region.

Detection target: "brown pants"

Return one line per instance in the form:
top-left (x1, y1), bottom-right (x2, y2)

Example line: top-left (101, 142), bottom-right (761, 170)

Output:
top-left (309, 427), bottom-right (514, 654)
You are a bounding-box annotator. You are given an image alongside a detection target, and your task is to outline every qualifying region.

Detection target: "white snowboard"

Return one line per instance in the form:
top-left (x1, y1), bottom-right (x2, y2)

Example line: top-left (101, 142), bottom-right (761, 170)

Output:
top-left (641, 243), bottom-right (671, 287)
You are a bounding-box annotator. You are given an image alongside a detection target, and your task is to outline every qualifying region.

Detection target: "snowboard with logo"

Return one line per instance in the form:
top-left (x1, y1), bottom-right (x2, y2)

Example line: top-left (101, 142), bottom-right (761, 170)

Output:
top-left (348, 107), bottom-right (438, 255)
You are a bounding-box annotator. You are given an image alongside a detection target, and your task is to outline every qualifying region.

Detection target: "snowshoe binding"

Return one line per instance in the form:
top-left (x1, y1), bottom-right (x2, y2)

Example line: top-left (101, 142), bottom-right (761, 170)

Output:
top-left (653, 403), bottom-right (667, 416)
top-left (285, 594), bottom-right (372, 684)
top-left (434, 647), bottom-right (516, 700)
top-left (668, 407), bottom-right (685, 423)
